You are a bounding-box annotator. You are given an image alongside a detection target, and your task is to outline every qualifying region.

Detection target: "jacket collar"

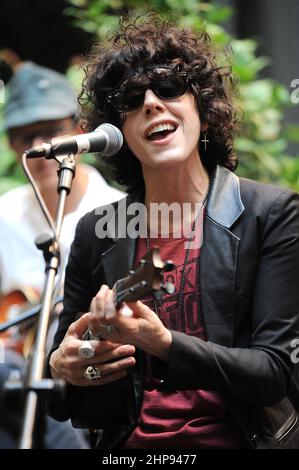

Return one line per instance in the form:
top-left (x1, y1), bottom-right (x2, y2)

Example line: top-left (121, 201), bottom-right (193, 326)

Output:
top-left (207, 165), bottom-right (244, 228)
top-left (109, 165), bottom-right (245, 241)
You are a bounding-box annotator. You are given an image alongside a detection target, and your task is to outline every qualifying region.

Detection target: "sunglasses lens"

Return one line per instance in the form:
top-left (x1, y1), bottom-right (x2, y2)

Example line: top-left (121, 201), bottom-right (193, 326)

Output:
top-left (154, 76), bottom-right (187, 100)
top-left (123, 86), bottom-right (146, 111)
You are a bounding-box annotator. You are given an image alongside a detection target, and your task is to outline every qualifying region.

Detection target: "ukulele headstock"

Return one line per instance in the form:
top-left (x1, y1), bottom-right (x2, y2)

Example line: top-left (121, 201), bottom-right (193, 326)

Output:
top-left (114, 247), bottom-right (175, 308)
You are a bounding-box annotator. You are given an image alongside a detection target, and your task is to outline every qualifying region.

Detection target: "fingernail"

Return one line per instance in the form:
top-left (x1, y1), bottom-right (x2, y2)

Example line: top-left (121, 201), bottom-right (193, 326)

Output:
top-left (126, 357), bottom-right (135, 365)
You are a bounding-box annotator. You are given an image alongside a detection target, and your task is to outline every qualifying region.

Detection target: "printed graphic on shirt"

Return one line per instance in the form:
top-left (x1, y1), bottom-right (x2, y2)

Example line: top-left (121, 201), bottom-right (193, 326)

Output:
top-left (143, 252), bottom-right (205, 340)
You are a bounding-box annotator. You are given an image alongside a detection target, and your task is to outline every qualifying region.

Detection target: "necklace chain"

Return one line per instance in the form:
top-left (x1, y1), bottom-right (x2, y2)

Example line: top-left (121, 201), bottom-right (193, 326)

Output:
top-left (146, 178), bottom-right (210, 326)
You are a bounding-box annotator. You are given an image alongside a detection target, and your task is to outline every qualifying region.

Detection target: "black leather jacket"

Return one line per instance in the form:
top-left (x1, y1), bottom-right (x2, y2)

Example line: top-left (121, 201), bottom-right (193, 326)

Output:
top-left (48, 166), bottom-right (299, 449)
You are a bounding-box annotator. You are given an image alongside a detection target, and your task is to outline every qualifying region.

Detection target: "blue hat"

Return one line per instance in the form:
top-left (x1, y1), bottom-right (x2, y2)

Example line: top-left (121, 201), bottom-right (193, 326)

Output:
top-left (3, 61), bottom-right (78, 130)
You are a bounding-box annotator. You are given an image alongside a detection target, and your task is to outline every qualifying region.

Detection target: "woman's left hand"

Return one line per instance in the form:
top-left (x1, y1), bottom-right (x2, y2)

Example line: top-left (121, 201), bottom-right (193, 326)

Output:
top-left (87, 284), bottom-right (172, 361)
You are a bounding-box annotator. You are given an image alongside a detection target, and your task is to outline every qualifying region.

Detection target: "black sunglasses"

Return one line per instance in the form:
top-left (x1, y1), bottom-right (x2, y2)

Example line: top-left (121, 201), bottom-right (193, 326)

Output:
top-left (105, 70), bottom-right (190, 113)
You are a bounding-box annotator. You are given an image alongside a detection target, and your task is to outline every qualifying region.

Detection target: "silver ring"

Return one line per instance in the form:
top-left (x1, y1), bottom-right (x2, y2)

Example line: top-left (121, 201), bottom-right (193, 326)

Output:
top-left (84, 365), bottom-right (102, 380)
top-left (79, 341), bottom-right (95, 359)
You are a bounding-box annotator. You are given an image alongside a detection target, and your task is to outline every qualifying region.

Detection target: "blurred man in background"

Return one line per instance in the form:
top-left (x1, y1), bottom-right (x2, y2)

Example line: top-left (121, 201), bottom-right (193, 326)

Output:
top-left (0, 57), bottom-right (125, 448)
top-left (0, 57), bottom-right (124, 298)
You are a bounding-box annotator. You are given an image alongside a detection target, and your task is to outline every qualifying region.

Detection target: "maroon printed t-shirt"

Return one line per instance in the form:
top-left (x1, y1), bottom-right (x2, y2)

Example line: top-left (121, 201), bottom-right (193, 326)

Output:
top-left (123, 229), bottom-right (248, 449)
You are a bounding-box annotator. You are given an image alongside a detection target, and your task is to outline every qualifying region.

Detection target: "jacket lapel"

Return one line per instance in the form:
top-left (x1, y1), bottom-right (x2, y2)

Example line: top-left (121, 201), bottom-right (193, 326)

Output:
top-left (101, 235), bottom-right (136, 288)
top-left (200, 166), bottom-right (244, 346)
top-left (100, 196), bottom-right (138, 287)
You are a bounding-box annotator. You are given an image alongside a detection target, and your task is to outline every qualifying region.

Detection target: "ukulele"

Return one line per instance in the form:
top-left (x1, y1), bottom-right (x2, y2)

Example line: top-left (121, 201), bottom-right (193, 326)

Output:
top-left (73, 247), bottom-right (175, 429)
top-left (83, 247), bottom-right (175, 342)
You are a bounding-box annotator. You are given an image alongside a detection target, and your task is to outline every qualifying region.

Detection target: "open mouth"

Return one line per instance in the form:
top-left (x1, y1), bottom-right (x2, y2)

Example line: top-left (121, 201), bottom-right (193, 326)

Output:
top-left (146, 122), bottom-right (178, 141)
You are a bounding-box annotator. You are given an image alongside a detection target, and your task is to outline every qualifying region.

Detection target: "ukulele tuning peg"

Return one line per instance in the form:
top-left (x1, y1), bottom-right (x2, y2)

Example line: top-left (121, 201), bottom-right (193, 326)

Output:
top-left (163, 260), bottom-right (175, 272)
top-left (161, 282), bottom-right (175, 295)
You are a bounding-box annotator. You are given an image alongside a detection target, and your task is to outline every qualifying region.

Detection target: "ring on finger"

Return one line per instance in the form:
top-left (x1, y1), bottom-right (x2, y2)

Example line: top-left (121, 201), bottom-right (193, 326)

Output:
top-left (79, 341), bottom-right (95, 359)
top-left (84, 365), bottom-right (102, 380)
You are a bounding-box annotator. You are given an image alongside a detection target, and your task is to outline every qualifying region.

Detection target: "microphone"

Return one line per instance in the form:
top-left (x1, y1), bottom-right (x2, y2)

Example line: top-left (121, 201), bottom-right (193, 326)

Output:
top-left (25, 123), bottom-right (123, 158)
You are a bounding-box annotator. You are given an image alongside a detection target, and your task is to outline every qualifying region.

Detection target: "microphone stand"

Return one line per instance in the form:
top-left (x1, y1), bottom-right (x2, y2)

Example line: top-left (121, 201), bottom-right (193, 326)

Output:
top-left (15, 155), bottom-right (76, 449)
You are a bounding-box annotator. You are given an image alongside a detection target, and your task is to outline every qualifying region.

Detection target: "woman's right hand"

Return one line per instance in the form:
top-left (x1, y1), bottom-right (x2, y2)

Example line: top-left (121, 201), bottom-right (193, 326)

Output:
top-left (49, 313), bottom-right (136, 386)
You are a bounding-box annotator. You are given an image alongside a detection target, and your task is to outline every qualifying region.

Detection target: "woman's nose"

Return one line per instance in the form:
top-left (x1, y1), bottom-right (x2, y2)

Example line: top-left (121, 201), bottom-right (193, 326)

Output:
top-left (143, 89), bottom-right (166, 115)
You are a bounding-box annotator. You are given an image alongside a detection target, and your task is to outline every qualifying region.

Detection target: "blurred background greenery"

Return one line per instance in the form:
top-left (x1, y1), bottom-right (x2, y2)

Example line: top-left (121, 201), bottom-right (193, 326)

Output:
top-left (0, 0), bottom-right (299, 193)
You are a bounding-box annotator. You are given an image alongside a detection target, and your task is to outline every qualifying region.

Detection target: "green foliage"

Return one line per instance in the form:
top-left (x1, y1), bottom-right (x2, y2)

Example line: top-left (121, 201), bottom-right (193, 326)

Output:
top-left (1, 0), bottom-right (298, 194)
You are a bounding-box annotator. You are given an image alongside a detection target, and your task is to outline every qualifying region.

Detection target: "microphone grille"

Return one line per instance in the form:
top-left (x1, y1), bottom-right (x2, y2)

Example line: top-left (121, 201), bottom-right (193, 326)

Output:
top-left (96, 123), bottom-right (123, 157)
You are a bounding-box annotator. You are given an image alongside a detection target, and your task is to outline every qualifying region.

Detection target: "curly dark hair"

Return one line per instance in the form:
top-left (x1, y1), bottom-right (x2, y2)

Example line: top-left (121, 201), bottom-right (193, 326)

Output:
top-left (79, 15), bottom-right (239, 194)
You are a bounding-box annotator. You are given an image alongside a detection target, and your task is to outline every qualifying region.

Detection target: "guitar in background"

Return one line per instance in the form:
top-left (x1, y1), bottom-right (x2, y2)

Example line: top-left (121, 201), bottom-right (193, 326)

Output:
top-left (0, 286), bottom-right (40, 356)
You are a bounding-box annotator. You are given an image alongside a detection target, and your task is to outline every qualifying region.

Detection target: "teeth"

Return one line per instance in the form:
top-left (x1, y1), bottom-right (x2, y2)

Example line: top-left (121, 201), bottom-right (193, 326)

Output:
top-left (147, 123), bottom-right (176, 137)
